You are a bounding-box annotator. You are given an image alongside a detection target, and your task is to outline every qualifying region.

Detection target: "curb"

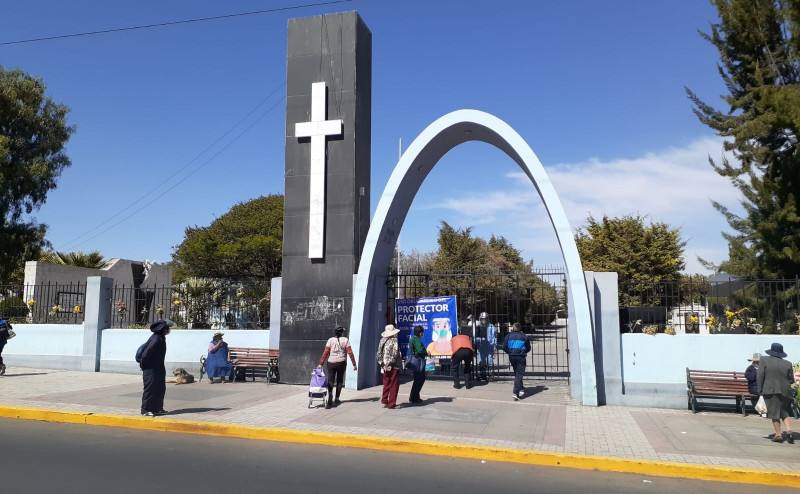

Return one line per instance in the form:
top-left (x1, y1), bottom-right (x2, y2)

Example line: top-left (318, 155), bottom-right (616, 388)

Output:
top-left (1, 404), bottom-right (798, 487)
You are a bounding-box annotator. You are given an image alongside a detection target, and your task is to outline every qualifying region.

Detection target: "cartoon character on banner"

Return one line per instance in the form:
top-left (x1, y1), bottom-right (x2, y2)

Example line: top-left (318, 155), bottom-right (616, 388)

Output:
top-left (426, 317), bottom-right (454, 356)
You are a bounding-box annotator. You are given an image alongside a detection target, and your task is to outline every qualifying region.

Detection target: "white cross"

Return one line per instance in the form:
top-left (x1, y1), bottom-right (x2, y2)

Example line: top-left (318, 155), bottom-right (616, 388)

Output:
top-left (295, 82), bottom-right (343, 259)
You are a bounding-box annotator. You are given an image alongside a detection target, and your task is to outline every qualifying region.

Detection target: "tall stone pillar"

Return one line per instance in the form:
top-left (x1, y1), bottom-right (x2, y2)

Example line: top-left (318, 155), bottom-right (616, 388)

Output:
top-left (280, 12), bottom-right (371, 384)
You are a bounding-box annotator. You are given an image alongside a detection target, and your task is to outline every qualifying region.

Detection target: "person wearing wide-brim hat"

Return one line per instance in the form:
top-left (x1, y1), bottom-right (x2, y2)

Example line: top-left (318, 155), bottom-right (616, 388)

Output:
top-left (377, 324), bottom-right (402, 409)
top-left (757, 342), bottom-right (795, 443)
top-left (206, 330), bottom-right (233, 383)
top-left (744, 353), bottom-right (760, 407)
top-left (139, 320), bottom-right (174, 416)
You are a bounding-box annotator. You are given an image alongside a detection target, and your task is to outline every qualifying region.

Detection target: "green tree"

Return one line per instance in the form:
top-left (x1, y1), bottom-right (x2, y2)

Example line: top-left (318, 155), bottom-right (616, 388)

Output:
top-left (0, 65), bottom-right (74, 283)
top-left (488, 234), bottom-right (533, 274)
top-left (428, 221), bottom-right (489, 273)
top-left (687, 0), bottom-right (800, 278)
top-left (575, 214), bottom-right (686, 283)
top-left (171, 195), bottom-right (283, 281)
top-left (39, 250), bottom-right (106, 268)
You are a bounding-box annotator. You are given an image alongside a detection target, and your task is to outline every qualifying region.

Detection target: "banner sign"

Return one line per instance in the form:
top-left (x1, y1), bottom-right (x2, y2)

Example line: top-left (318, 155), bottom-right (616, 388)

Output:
top-left (394, 296), bottom-right (458, 357)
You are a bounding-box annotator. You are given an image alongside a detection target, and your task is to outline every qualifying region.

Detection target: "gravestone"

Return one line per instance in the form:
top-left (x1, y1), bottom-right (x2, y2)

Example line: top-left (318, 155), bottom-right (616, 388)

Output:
top-left (280, 11), bottom-right (372, 384)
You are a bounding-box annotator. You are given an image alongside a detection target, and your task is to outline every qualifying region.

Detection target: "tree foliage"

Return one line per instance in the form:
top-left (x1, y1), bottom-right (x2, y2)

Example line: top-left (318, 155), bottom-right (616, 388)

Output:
top-left (687, 0), bottom-right (800, 277)
top-left (39, 250), bottom-right (106, 268)
top-left (575, 215), bottom-right (686, 283)
top-left (428, 221), bottom-right (490, 273)
top-left (0, 65), bottom-right (74, 283)
top-left (171, 195), bottom-right (283, 281)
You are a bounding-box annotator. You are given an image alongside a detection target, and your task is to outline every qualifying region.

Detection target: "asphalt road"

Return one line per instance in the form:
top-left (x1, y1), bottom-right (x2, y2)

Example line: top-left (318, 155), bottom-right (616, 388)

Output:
top-left (0, 418), bottom-right (792, 494)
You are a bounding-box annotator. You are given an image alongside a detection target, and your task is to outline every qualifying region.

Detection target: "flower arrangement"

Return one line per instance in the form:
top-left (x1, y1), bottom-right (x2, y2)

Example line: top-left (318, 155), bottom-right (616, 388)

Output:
top-left (50, 304), bottom-right (61, 315)
top-left (27, 299), bottom-right (35, 310)
top-left (794, 363), bottom-right (800, 403)
top-left (74, 305), bottom-right (82, 314)
top-left (664, 325), bottom-right (676, 335)
top-left (156, 305), bottom-right (164, 316)
top-left (709, 306), bottom-right (762, 334)
top-left (644, 325), bottom-right (658, 336)
top-left (114, 301), bottom-right (128, 320)
top-left (172, 300), bottom-right (180, 307)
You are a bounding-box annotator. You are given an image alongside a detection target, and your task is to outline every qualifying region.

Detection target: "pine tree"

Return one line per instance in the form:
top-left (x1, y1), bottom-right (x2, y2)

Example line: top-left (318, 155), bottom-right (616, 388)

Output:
top-left (687, 0), bottom-right (800, 277)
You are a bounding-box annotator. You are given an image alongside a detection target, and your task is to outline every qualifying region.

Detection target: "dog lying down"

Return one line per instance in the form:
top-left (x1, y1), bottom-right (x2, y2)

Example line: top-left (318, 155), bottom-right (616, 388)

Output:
top-left (168, 368), bottom-right (195, 384)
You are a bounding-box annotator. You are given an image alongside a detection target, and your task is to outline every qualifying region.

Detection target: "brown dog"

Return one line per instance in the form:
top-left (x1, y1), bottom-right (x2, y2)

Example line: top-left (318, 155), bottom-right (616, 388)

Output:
top-left (170, 367), bottom-right (195, 385)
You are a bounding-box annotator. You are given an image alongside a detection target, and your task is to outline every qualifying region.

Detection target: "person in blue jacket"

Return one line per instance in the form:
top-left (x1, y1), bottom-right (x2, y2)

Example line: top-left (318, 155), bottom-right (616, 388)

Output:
top-left (139, 320), bottom-right (172, 416)
top-left (502, 322), bottom-right (530, 401)
top-left (206, 331), bottom-right (233, 383)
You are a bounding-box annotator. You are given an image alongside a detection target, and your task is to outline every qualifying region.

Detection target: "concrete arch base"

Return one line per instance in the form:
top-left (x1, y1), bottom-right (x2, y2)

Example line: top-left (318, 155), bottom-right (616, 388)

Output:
top-left (346, 110), bottom-right (597, 406)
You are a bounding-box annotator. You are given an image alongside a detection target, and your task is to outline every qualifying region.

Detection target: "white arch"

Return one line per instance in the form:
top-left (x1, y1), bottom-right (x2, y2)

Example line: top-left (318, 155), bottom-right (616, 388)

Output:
top-left (346, 110), bottom-right (597, 406)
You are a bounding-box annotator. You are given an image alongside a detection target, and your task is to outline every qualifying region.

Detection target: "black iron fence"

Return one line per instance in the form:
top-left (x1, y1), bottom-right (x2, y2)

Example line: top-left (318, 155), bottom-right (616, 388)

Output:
top-left (619, 277), bottom-right (800, 334)
top-left (388, 269), bottom-right (570, 382)
top-left (111, 281), bottom-right (270, 329)
top-left (0, 283), bottom-right (87, 324)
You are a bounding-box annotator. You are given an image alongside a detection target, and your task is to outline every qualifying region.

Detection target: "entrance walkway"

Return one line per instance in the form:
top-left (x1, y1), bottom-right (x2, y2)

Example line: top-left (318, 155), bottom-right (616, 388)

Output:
top-left (1, 367), bottom-right (799, 486)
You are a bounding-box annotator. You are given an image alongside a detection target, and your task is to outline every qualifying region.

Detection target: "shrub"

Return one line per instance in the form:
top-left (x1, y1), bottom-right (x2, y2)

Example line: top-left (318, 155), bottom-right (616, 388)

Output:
top-left (0, 297), bottom-right (29, 319)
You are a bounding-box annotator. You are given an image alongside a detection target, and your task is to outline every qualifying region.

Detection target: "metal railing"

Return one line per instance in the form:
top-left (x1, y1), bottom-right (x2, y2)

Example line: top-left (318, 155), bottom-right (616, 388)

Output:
top-left (619, 277), bottom-right (800, 334)
top-left (0, 283), bottom-right (87, 324)
top-left (388, 270), bottom-right (570, 382)
top-left (111, 281), bottom-right (270, 329)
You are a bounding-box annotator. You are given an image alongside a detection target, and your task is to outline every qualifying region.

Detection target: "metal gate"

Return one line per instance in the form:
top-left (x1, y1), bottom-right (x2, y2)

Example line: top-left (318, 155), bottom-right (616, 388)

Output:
top-left (387, 270), bottom-right (569, 383)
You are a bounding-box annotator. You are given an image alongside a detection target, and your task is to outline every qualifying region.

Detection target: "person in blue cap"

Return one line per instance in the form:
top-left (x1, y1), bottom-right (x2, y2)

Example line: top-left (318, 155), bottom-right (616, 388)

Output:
top-left (139, 320), bottom-right (173, 416)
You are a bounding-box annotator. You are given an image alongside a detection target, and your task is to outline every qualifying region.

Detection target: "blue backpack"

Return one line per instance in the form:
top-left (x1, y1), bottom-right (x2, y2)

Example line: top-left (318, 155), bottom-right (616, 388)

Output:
top-left (135, 343), bottom-right (146, 364)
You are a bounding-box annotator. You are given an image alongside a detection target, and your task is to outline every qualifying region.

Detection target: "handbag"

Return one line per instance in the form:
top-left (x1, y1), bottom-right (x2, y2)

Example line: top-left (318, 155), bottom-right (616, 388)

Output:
top-left (755, 395), bottom-right (768, 415)
top-left (405, 354), bottom-right (424, 373)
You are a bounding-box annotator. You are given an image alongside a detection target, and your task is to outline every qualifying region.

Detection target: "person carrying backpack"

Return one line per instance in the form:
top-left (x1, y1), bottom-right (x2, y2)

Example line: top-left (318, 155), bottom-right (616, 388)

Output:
top-left (139, 320), bottom-right (173, 416)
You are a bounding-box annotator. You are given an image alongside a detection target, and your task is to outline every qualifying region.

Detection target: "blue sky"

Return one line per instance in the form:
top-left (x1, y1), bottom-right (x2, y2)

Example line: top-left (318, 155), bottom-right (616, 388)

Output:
top-left (1, 0), bottom-right (738, 273)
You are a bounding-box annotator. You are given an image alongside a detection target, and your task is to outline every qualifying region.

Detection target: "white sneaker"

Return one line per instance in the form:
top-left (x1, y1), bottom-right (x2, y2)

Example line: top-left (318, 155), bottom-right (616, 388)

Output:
top-left (512, 393), bottom-right (519, 401)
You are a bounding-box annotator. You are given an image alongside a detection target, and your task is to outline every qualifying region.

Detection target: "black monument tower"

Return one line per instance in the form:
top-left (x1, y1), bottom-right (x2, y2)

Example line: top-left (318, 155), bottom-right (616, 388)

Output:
top-left (280, 12), bottom-right (372, 384)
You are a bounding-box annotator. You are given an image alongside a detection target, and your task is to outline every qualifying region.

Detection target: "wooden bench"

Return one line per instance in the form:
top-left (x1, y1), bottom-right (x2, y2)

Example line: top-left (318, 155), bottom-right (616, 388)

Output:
top-left (686, 368), bottom-right (755, 416)
top-left (229, 347), bottom-right (279, 383)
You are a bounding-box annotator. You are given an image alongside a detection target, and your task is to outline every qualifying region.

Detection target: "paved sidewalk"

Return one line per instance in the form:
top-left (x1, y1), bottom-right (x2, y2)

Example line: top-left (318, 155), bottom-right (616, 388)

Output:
top-left (2, 367), bottom-right (800, 485)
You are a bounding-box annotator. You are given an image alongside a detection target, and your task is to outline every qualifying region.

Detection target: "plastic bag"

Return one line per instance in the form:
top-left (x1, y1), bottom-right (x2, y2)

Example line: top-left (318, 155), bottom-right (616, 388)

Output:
top-left (755, 395), bottom-right (768, 415)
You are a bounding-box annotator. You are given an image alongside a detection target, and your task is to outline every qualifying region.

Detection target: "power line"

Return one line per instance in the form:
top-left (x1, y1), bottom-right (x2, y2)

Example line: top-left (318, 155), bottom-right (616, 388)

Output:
top-left (58, 82), bottom-right (285, 250)
top-left (63, 95), bottom-right (285, 251)
top-left (0, 0), bottom-right (356, 46)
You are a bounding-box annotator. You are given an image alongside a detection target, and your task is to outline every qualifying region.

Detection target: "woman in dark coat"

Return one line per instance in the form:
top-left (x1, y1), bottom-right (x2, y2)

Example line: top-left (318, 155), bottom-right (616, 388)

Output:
top-left (757, 342), bottom-right (795, 443)
top-left (140, 320), bottom-right (171, 416)
top-left (0, 318), bottom-right (11, 376)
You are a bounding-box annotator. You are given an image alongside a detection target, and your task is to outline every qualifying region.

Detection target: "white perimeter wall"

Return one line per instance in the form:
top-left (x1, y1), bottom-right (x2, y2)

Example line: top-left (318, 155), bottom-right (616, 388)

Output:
top-left (622, 333), bottom-right (800, 384)
top-left (3, 324), bottom-right (84, 356)
top-left (2, 324), bottom-right (270, 376)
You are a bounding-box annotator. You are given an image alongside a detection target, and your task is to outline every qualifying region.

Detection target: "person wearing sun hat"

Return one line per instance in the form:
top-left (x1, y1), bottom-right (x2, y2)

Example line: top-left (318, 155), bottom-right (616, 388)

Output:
top-left (207, 330), bottom-right (233, 383)
top-left (377, 324), bottom-right (402, 409)
top-left (757, 342), bottom-right (795, 443)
